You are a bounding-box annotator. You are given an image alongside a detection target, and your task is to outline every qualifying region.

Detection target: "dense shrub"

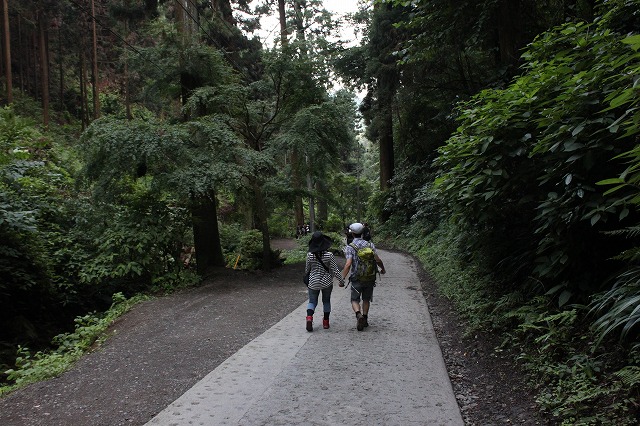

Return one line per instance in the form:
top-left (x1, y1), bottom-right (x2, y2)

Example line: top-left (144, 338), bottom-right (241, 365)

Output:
top-left (0, 108), bottom-right (201, 379)
top-left (434, 3), bottom-right (640, 306)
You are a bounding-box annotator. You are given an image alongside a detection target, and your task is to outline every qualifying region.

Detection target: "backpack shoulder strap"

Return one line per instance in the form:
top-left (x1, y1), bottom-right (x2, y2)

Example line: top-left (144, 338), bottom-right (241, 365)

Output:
top-left (314, 252), bottom-right (330, 272)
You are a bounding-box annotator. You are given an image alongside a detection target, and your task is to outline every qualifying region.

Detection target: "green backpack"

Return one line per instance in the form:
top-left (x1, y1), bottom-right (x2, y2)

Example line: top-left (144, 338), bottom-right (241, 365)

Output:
top-left (350, 243), bottom-right (378, 283)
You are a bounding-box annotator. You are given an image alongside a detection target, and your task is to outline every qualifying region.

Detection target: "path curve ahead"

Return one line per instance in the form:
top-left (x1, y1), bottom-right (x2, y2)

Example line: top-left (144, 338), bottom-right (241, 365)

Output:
top-left (146, 250), bottom-right (463, 425)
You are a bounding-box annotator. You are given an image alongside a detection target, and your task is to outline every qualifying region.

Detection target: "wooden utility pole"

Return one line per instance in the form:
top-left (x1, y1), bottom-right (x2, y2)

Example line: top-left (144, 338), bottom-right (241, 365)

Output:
top-left (3, 0), bottom-right (12, 103)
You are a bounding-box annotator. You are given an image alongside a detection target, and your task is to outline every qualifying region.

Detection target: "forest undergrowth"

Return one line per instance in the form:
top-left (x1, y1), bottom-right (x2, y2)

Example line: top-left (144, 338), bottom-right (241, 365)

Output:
top-left (380, 221), bottom-right (639, 425)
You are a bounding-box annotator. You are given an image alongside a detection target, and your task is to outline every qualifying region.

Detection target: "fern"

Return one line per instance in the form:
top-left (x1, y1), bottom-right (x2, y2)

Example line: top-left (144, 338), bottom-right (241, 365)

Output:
top-left (614, 366), bottom-right (640, 387)
top-left (591, 266), bottom-right (640, 344)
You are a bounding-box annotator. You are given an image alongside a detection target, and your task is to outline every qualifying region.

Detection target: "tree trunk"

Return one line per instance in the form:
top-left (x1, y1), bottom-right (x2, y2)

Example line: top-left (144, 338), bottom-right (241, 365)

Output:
top-left (277, 0), bottom-right (287, 46)
top-left (18, 17), bottom-right (23, 92)
top-left (3, 0), bottom-right (12, 103)
top-left (123, 19), bottom-right (131, 120)
top-left (252, 179), bottom-right (272, 271)
top-left (379, 109), bottom-right (393, 189)
top-left (496, 0), bottom-right (520, 66)
top-left (124, 58), bottom-right (131, 119)
top-left (90, 0), bottom-right (100, 119)
top-left (0, 8), bottom-right (4, 79)
top-left (292, 0), bottom-right (307, 52)
top-left (31, 31), bottom-right (37, 99)
top-left (178, 0), bottom-right (227, 275)
top-left (290, 148), bottom-right (305, 228)
top-left (58, 27), bottom-right (64, 113)
top-left (79, 37), bottom-right (89, 129)
top-left (316, 181), bottom-right (328, 228)
top-left (378, 66), bottom-right (395, 193)
top-left (306, 165), bottom-right (315, 233)
top-left (192, 192), bottom-right (225, 274)
top-left (38, 11), bottom-right (49, 127)
top-left (279, 0), bottom-right (304, 227)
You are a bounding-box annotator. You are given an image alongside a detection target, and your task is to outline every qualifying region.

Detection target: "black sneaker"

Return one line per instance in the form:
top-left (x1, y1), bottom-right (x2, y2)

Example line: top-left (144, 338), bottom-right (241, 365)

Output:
top-left (356, 314), bottom-right (365, 331)
top-left (363, 317), bottom-right (369, 327)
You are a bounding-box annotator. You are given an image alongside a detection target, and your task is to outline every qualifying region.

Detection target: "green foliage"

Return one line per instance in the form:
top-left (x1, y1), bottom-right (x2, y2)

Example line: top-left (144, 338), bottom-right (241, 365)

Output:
top-left (75, 200), bottom-right (191, 292)
top-left (281, 239), bottom-right (309, 265)
top-left (151, 270), bottom-right (201, 294)
top-left (533, 353), bottom-right (634, 425)
top-left (0, 104), bottom-right (207, 380)
top-left (282, 230), bottom-right (346, 265)
top-left (590, 267), bottom-right (640, 344)
top-left (405, 221), bottom-right (496, 332)
top-left (509, 300), bottom-right (637, 424)
top-left (1, 0), bottom-right (360, 392)
top-left (81, 116), bottom-right (248, 200)
top-left (434, 5), bottom-right (640, 304)
top-left (324, 169), bottom-right (374, 229)
top-left (272, 92), bottom-right (359, 199)
top-left (586, 17), bottom-right (640, 344)
top-left (368, 0), bottom-right (589, 230)
top-left (375, 2), bottom-right (640, 422)
top-left (0, 107), bottom-right (81, 356)
top-left (408, 7), bottom-right (640, 419)
top-left (267, 206), bottom-right (295, 238)
top-left (224, 229), bottom-right (270, 270)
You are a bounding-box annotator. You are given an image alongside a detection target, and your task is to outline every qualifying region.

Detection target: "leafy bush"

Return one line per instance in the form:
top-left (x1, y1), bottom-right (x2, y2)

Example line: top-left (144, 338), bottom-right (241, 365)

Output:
top-left (434, 5), bottom-right (640, 305)
top-left (0, 106), bottom-right (203, 377)
top-left (281, 242), bottom-right (308, 265)
top-left (221, 228), bottom-right (282, 270)
top-left (587, 22), bottom-right (640, 344)
top-left (267, 205), bottom-right (295, 238)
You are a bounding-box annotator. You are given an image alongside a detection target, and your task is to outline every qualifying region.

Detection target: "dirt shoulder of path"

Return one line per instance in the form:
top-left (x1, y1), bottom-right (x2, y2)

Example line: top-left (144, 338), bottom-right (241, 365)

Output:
top-left (0, 240), bottom-right (548, 426)
top-left (411, 250), bottom-right (550, 425)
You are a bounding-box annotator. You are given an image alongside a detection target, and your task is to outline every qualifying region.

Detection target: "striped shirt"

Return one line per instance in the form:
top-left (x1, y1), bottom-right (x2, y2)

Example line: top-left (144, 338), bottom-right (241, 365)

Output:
top-left (305, 251), bottom-right (344, 290)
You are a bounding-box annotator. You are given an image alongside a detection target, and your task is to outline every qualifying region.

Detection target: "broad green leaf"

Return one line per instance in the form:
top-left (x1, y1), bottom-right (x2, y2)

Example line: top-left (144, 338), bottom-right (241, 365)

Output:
top-left (603, 184), bottom-right (627, 195)
top-left (596, 178), bottom-right (625, 186)
top-left (620, 208), bottom-right (630, 220)
top-left (610, 91), bottom-right (633, 108)
top-left (558, 290), bottom-right (572, 307)
top-left (621, 34), bottom-right (640, 51)
top-left (572, 124), bottom-right (585, 136)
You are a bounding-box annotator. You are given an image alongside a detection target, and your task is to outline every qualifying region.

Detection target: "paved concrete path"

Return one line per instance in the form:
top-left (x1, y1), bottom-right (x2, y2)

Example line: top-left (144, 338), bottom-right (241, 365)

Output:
top-left (146, 250), bottom-right (463, 425)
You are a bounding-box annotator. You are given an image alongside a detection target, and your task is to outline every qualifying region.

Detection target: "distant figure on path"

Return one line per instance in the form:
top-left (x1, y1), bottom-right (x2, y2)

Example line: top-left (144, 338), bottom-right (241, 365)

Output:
top-left (305, 231), bottom-right (345, 332)
top-left (342, 222), bottom-right (386, 331)
top-left (362, 222), bottom-right (372, 242)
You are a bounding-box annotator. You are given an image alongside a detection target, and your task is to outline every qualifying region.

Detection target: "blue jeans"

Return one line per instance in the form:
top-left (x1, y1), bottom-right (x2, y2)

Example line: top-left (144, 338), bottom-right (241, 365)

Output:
top-left (307, 286), bottom-right (333, 313)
